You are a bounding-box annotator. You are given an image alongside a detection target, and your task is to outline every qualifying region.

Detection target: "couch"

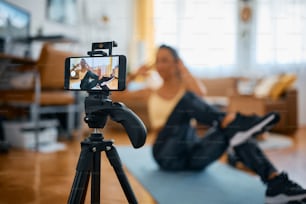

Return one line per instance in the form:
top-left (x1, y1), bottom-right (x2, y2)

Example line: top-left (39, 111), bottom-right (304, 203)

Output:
top-left (228, 74), bottom-right (298, 134)
top-left (109, 75), bottom-right (298, 135)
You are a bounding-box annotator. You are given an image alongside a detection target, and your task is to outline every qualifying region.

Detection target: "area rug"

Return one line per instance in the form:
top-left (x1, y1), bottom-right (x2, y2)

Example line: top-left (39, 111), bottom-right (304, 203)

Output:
top-left (117, 146), bottom-right (266, 204)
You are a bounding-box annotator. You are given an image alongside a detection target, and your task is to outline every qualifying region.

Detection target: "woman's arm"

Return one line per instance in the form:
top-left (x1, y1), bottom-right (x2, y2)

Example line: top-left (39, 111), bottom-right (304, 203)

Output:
top-left (126, 64), bottom-right (152, 84)
top-left (177, 59), bottom-right (207, 97)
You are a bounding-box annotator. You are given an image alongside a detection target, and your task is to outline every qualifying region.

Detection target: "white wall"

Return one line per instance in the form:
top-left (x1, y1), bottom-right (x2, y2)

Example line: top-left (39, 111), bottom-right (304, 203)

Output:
top-left (8, 0), bottom-right (135, 59)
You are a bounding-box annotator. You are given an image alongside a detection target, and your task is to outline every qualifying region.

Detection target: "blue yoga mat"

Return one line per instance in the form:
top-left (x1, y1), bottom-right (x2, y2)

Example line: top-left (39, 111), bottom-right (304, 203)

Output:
top-left (117, 145), bottom-right (266, 204)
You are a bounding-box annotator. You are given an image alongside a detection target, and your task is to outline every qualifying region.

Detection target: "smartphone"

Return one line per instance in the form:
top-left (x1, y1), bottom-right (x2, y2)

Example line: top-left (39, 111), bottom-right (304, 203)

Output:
top-left (64, 55), bottom-right (126, 91)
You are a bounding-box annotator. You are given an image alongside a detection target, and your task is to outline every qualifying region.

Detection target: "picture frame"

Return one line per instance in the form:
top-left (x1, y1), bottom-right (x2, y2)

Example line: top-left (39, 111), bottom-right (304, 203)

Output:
top-left (46, 0), bottom-right (77, 25)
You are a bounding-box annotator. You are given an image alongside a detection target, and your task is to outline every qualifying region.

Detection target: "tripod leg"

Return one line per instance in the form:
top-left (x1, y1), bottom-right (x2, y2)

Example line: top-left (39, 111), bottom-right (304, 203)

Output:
top-left (106, 146), bottom-right (138, 204)
top-left (68, 171), bottom-right (90, 204)
top-left (91, 148), bottom-right (101, 203)
top-left (68, 142), bottom-right (93, 204)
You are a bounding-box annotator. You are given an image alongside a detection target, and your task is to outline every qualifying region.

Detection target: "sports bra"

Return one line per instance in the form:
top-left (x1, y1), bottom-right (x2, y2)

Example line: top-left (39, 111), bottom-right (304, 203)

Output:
top-left (148, 87), bottom-right (185, 130)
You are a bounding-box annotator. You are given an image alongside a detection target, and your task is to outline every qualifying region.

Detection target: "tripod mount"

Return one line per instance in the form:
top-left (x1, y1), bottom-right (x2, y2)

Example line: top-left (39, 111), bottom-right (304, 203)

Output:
top-left (68, 42), bottom-right (147, 204)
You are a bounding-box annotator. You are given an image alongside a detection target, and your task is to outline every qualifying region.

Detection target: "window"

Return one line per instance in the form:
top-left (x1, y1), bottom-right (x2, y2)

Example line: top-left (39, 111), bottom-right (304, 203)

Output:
top-left (154, 0), bottom-right (237, 75)
top-left (256, 0), bottom-right (306, 65)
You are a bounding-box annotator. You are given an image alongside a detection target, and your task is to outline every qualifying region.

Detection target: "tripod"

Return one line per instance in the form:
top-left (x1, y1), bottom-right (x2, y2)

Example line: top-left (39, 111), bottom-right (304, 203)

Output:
top-left (67, 92), bottom-right (147, 204)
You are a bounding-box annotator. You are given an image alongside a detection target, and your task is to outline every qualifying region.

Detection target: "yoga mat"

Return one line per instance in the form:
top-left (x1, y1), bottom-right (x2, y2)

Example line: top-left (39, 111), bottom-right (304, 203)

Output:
top-left (117, 146), bottom-right (266, 204)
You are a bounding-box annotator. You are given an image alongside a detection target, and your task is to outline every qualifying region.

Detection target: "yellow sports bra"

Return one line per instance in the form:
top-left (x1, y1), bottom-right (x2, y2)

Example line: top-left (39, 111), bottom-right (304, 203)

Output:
top-left (148, 88), bottom-right (186, 130)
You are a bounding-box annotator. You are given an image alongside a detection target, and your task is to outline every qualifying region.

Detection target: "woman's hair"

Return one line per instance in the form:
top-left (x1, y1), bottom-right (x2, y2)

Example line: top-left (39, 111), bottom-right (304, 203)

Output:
top-left (159, 44), bottom-right (179, 61)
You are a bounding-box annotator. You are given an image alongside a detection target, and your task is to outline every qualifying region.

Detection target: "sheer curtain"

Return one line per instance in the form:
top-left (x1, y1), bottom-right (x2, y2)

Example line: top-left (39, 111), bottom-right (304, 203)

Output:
top-left (154, 0), bottom-right (237, 76)
top-left (255, 0), bottom-right (306, 70)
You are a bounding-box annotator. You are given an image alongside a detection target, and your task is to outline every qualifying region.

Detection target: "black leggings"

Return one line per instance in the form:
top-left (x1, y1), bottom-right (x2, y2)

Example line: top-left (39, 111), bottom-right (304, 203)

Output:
top-left (152, 91), bottom-right (277, 183)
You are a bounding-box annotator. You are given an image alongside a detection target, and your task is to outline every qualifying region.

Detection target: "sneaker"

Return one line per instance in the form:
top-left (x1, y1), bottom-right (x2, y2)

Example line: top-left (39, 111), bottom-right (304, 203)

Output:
top-left (225, 112), bottom-right (280, 147)
top-left (287, 201), bottom-right (306, 204)
top-left (266, 172), bottom-right (306, 204)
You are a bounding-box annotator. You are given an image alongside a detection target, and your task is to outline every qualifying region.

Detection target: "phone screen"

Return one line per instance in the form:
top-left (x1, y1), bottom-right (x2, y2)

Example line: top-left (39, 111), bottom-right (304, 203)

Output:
top-left (64, 55), bottom-right (126, 91)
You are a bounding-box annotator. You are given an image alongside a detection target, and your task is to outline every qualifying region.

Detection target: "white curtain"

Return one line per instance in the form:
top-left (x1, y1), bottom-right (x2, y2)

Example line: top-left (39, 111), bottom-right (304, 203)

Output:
top-left (154, 0), bottom-right (237, 76)
top-left (255, 0), bottom-right (306, 70)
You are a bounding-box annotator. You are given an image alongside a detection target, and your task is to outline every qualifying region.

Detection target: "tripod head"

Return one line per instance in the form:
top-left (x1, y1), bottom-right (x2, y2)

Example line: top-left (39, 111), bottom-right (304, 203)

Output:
top-left (84, 91), bottom-right (147, 148)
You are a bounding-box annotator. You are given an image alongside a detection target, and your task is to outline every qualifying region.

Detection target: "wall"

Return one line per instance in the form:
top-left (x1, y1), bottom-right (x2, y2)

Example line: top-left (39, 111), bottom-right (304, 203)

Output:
top-left (8, 0), bottom-right (135, 59)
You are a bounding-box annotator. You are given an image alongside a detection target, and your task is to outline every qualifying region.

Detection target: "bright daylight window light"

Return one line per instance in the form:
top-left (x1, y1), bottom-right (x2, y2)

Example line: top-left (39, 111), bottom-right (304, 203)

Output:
top-left (154, 0), bottom-right (237, 74)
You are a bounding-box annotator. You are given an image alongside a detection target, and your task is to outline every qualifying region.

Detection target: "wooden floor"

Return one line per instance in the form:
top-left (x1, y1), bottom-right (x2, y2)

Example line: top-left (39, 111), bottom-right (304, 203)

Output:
top-left (0, 126), bottom-right (305, 204)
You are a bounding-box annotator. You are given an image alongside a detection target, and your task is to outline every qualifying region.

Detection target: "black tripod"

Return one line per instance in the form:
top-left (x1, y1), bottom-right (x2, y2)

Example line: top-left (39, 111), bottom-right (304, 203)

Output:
top-left (67, 92), bottom-right (147, 204)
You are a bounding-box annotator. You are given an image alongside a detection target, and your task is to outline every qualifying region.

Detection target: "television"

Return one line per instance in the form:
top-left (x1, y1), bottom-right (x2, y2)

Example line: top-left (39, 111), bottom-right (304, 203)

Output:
top-left (0, 0), bottom-right (30, 55)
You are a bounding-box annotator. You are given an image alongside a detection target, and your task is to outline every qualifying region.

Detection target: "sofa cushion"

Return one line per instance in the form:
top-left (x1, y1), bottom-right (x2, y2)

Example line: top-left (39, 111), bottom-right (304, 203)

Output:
top-left (201, 77), bottom-right (238, 97)
top-left (253, 74), bottom-right (296, 100)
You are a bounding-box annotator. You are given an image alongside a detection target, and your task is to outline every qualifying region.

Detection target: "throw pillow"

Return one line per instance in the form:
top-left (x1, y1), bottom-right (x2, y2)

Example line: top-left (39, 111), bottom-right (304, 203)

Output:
top-left (269, 73), bottom-right (296, 100)
top-left (253, 75), bottom-right (280, 98)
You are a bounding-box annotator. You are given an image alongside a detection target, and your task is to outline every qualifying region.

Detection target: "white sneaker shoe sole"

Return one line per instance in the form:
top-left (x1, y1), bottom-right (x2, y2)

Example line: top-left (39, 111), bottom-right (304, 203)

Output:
top-left (229, 114), bottom-right (276, 147)
top-left (265, 193), bottom-right (306, 204)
